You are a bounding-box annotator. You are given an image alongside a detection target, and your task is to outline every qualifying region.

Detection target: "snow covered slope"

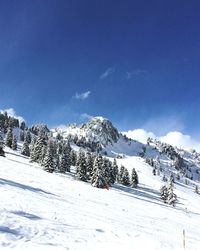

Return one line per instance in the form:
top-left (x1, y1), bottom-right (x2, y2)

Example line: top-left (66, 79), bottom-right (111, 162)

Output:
top-left (0, 148), bottom-right (200, 250)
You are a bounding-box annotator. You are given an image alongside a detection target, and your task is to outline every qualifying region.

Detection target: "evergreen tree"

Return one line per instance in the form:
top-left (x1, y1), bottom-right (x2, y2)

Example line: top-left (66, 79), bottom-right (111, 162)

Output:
top-left (160, 185), bottom-right (168, 203)
top-left (30, 131), bottom-right (46, 163)
top-left (20, 121), bottom-right (26, 130)
top-left (162, 175), bottom-right (167, 182)
top-left (118, 165), bottom-right (130, 186)
top-left (25, 130), bottom-right (31, 144)
top-left (167, 181), bottom-right (177, 206)
top-left (70, 150), bottom-right (77, 166)
top-left (57, 140), bottom-right (63, 155)
top-left (20, 131), bottom-right (25, 141)
top-left (112, 158), bottom-right (119, 184)
top-left (102, 158), bottom-right (112, 186)
top-left (152, 167), bottom-right (156, 176)
top-left (30, 136), bottom-right (36, 153)
top-left (0, 135), bottom-right (5, 156)
top-left (85, 152), bottom-right (94, 179)
top-left (121, 168), bottom-right (130, 186)
top-left (118, 165), bottom-right (125, 184)
top-left (21, 140), bottom-right (30, 156)
top-left (131, 168), bottom-right (139, 188)
top-left (91, 155), bottom-right (107, 188)
top-left (195, 185), bottom-right (199, 194)
top-left (40, 145), bottom-right (47, 165)
top-left (5, 127), bottom-right (13, 148)
top-left (169, 173), bottom-right (175, 183)
top-left (43, 140), bottom-right (54, 173)
top-left (76, 151), bottom-right (87, 181)
top-left (59, 143), bottom-right (71, 173)
top-left (11, 135), bottom-right (17, 150)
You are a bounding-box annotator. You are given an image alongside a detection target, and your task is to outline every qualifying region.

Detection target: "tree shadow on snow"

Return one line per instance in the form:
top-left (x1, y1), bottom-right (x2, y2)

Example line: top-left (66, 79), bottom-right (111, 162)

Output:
top-left (0, 226), bottom-right (20, 236)
top-left (112, 184), bottom-right (166, 207)
top-left (5, 151), bottom-right (29, 160)
top-left (0, 177), bottom-right (56, 196)
top-left (10, 210), bottom-right (42, 220)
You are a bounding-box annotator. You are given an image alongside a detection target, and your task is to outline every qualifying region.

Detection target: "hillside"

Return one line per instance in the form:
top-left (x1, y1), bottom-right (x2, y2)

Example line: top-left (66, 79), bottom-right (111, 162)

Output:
top-left (0, 147), bottom-right (200, 250)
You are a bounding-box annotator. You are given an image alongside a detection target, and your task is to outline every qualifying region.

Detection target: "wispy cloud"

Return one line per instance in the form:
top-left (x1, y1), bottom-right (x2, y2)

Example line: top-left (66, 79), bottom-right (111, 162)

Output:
top-left (75, 91), bottom-right (91, 100)
top-left (126, 69), bottom-right (147, 80)
top-left (100, 67), bottom-right (115, 80)
top-left (80, 113), bottom-right (94, 121)
top-left (0, 108), bottom-right (25, 123)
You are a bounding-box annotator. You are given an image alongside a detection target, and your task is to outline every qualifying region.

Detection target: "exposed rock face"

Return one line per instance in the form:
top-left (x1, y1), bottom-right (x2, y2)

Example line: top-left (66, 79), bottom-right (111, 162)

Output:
top-left (83, 117), bottom-right (119, 146)
top-left (53, 116), bottom-right (119, 151)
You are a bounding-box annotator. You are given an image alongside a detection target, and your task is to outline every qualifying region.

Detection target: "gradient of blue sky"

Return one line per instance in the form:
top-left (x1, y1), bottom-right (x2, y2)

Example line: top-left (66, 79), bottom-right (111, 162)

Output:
top-left (0, 0), bottom-right (200, 136)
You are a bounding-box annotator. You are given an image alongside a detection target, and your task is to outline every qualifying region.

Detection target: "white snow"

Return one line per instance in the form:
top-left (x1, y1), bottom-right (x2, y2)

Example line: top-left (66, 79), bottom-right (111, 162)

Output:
top-left (0, 147), bottom-right (200, 250)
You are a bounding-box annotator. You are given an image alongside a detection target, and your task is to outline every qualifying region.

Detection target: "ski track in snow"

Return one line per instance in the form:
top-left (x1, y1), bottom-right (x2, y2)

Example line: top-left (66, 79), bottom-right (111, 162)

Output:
top-left (0, 148), bottom-right (200, 250)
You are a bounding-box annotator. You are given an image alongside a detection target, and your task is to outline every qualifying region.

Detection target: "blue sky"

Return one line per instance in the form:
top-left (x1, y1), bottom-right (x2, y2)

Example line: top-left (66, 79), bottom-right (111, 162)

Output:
top-left (0, 0), bottom-right (200, 137)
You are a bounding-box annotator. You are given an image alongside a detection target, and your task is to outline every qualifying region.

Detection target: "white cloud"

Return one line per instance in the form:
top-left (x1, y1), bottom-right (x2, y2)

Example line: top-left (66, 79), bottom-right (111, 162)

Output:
top-left (75, 91), bottom-right (91, 100)
top-left (126, 69), bottom-right (147, 79)
top-left (160, 131), bottom-right (200, 151)
top-left (80, 113), bottom-right (94, 121)
top-left (100, 67), bottom-right (115, 80)
top-left (123, 129), bottom-right (156, 144)
top-left (123, 128), bottom-right (200, 152)
top-left (0, 108), bottom-right (25, 123)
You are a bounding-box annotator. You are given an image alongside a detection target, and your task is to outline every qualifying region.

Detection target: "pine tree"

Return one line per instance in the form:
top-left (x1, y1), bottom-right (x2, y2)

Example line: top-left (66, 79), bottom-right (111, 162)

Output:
top-left (112, 158), bottom-right (118, 184)
top-left (91, 155), bottom-right (106, 188)
top-left (184, 178), bottom-right (188, 185)
top-left (195, 185), bottom-right (199, 194)
top-left (43, 140), bottom-right (54, 173)
top-left (121, 168), bottom-right (130, 186)
top-left (25, 130), bottom-right (31, 144)
top-left (0, 135), bottom-right (5, 156)
top-left (11, 135), bottom-right (17, 150)
top-left (20, 131), bottom-right (25, 141)
top-left (167, 181), bottom-right (177, 206)
top-left (118, 165), bottom-right (126, 184)
top-left (59, 143), bottom-right (71, 173)
top-left (169, 173), bottom-right (174, 183)
top-left (162, 175), bottom-right (167, 182)
top-left (21, 140), bottom-right (30, 156)
top-left (40, 145), bottom-right (47, 165)
top-left (131, 168), bottom-right (139, 188)
top-left (85, 152), bottom-right (94, 179)
top-left (102, 158), bottom-right (112, 186)
top-left (160, 185), bottom-right (168, 203)
top-left (76, 151), bottom-right (87, 181)
top-left (20, 121), bottom-right (26, 130)
top-left (30, 132), bottom-right (46, 163)
top-left (118, 165), bottom-right (130, 186)
top-left (5, 127), bottom-right (13, 148)
top-left (70, 150), bottom-right (77, 166)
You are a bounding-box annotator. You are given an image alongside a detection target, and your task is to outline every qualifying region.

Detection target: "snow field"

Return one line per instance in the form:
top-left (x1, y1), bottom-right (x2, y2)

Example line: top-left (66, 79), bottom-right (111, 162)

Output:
top-left (0, 149), bottom-right (200, 249)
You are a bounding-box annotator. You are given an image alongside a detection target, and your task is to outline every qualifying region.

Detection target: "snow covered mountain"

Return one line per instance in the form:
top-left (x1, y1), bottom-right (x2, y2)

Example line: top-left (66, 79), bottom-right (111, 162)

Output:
top-left (52, 116), bottom-right (119, 149)
top-left (1, 112), bottom-right (200, 249)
